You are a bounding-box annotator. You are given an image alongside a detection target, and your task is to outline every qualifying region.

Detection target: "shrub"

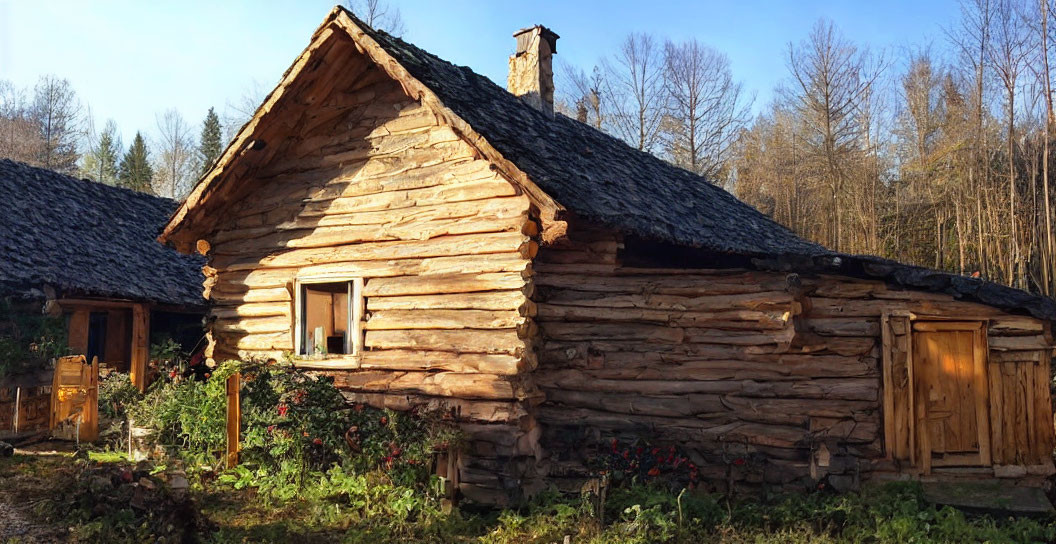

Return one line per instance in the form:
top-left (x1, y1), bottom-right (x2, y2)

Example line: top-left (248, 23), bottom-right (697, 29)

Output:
top-left (0, 297), bottom-right (67, 377)
top-left (98, 372), bottom-right (140, 420)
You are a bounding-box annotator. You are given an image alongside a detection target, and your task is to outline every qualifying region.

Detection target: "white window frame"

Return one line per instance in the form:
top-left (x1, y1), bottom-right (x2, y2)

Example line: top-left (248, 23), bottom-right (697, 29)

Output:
top-left (292, 276), bottom-right (364, 365)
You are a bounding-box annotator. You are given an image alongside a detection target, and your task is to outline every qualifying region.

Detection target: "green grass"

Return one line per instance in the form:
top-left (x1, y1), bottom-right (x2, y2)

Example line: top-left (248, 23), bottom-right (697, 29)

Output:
top-left (5, 452), bottom-right (1056, 543)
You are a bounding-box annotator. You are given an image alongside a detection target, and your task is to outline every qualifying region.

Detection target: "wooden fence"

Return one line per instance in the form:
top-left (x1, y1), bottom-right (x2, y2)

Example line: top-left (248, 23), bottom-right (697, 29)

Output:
top-left (0, 385), bottom-right (52, 438)
top-left (50, 355), bottom-right (99, 442)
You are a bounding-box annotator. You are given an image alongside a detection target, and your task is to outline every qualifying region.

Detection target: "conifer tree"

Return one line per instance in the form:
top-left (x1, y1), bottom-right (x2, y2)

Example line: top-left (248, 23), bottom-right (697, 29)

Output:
top-left (198, 107), bottom-right (222, 175)
top-left (82, 119), bottom-right (121, 184)
top-left (118, 132), bottom-right (154, 193)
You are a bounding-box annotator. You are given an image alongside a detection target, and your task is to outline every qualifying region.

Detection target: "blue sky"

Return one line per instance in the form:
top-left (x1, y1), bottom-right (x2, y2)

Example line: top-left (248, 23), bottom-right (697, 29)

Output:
top-left (0, 0), bottom-right (960, 144)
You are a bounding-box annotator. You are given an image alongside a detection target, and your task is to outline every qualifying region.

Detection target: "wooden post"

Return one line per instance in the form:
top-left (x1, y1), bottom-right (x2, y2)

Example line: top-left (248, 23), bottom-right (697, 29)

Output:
top-left (67, 309), bottom-right (90, 355)
top-left (79, 357), bottom-right (99, 442)
top-left (13, 387), bottom-right (20, 433)
top-left (226, 372), bottom-right (241, 468)
top-left (130, 303), bottom-right (150, 392)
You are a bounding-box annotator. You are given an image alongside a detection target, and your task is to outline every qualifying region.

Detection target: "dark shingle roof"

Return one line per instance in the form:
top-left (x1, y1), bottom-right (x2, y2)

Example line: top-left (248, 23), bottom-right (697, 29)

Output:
top-left (345, 12), bottom-right (1056, 321)
top-left (0, 159), bottom-right (204, 306)
top-left (350, 12), bottom-right (823, 257)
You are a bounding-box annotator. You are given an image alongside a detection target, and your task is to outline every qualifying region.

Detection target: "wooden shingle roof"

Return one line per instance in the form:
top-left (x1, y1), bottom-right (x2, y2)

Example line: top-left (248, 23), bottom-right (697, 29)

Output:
top-left (0, 159), bottom-right (204, 306)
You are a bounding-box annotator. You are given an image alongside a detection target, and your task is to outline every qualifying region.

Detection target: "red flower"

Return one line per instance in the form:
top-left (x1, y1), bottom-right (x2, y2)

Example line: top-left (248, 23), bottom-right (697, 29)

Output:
top-left (623, 449), bottom-right (630, 459)
top-left (610, 438), bottom-right (619, 453)
top-left (636, 447), bottom-right (643, 455)
top-left (647, 467), bottom-right (660, 477)
top-left (379, 416), bottom-right (388, 426)
top-left (651, 447), bottom-right (660, 455)
top-left (267, 425), bottom-right (276, 433)
top-left (354, 404), bottom-right (364, 413)
top-left (302, 431), bottom-right (309, 437)
top-left (733, 458), bottom-right (746, 466)
top-left (277, 404), bottom-right (288, 417)
top-left (169, 370), bottom-right (178, 379)
top-left (313, 438), bottom-right (323, 445)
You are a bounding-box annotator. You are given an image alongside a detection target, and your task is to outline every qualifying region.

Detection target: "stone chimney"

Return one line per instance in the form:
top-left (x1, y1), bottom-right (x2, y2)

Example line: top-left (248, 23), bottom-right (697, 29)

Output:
top-left (507, 25), bottom-right (559, 117)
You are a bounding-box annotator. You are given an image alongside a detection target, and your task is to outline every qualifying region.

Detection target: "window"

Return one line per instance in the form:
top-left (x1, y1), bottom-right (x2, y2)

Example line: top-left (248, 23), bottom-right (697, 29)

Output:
top-left (293, 277), bottom-right (364, 359)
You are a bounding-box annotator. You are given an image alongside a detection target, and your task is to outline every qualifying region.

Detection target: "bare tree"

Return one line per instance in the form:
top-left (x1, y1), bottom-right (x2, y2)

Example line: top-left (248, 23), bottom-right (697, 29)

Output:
top-left (153, 109), bottom-right (197, 199)
top-left (786, 19), bottom-right (884, 251)
top-left (0, 80), bottom-right (42, 165)
top-left (989, 0), bottom-right (1034, 286)
top-left (662, 38), bottom-right (751, 180)
top-left (559, 61), bottom-right (606, 130)
top-left (604, 33), bottom-right (666, 152)
top-left (31, 75), bottom-right (81, 174)
top-left (346, 0), bottom-right (406, 36)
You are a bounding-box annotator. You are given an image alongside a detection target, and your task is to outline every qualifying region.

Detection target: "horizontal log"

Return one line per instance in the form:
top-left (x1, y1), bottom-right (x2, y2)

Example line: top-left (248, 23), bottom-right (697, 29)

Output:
top-left (213, 252), bottom-right (530, 293)
top-left (538, 322), bottom-right (685, 343)
top-left (211, 302), bottom-right (290, 319)
top-left (213, 231), bottom-right (531, 271)
top-left (358, 349), bottom-right (529, 375)
top-left (989, 317), bottom-right (1046, 334)
top-left (540, 290), bottom-right (795, 312)
top-left (684, 327), bottom-right (796, 346)
top-left (988, 335), bottom-right (1052, 351)
top-left (364, 272), bottom-right (527, 297)
top-left (365, 329), bottom-right (526, 355)
top-left (537, 304), bottom-right (790, 329)
top-left (535, 370), bottom-right (878, 400)
top-left (536, 356), bottom-right (876, 380)
top-left (219, 195), bottom-right (528, 241)
top-left (535, 272), bottom-right (789, 295)
top-left (326, 370), bottom-right (522, 400)
top-left (367, 290), bottom-right (531, 312)
top-left (807, 318), bottom-right (881, 337)
top-left (364, 309), bottom-right (527, 330)
top-left (214, 316), bottom-right (291, 335)
top-left (301, 178), bottom-right (519, 217)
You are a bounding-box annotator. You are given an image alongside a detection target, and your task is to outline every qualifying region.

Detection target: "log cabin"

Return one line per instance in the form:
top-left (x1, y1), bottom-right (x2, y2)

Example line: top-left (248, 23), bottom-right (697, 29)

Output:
top-left (160, 7), bottom-right (1056, 503)
top-left (0, 159), bottom-right (205, 389)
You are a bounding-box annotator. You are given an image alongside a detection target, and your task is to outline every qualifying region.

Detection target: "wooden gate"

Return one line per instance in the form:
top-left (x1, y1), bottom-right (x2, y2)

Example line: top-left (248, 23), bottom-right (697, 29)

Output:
top-left (911, 322), bottom-right (991, 469)
top-left (50, 355), bottom-right (99, 442)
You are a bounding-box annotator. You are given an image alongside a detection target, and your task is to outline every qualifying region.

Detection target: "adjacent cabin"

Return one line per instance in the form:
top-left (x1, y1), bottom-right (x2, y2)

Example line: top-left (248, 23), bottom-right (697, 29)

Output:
top-left (160, 7), bottom-right (1056, 503)
top-left (0, 159), bottom-right (205, 389)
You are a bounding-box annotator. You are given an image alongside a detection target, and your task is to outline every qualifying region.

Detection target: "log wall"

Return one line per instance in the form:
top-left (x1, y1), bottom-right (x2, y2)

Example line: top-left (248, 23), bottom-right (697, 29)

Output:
top-left (201, 34), bottom-right (541, 504)
top-left (534, 224), bottom-right (1056, 491)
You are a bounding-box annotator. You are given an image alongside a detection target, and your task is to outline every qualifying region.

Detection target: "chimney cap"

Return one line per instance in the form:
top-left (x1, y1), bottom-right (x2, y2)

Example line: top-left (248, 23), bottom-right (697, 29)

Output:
top-left (512, 25), bottom-right (559, 54)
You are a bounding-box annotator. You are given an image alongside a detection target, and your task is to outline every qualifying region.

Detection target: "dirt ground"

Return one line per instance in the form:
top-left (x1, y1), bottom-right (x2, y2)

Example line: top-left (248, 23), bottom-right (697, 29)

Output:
top-left (0, 441), bottom-right (77, 543)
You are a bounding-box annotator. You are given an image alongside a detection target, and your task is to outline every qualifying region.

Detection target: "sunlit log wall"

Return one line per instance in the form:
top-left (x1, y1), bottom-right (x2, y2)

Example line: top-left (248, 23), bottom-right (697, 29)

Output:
top-left (200, 35), bottom-right (541, 504)
top-left (533, 222), bottom-right (1056, 492)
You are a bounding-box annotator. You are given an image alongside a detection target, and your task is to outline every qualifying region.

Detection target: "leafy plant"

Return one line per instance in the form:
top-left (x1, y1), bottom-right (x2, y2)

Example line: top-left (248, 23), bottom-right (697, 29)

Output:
top-left (0, 297), bottom-right (67, 377)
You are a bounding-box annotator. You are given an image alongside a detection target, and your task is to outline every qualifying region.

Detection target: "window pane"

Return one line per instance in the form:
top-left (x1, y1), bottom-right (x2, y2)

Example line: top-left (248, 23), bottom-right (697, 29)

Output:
top-left (302, 282), bottom-right (349, 355)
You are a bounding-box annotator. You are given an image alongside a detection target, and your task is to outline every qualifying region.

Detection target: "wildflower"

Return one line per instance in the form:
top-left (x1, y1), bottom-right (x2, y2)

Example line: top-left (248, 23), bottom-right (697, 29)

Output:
top-left (380, 416), bottom-right (388, 426)
top-left (733, 458), bottom-right (746, 466)
top-left (313, 438), bottom-right (323, 445)
top-left (303, 431), bottom-right (309, 437)
top-left (651, 447), bottom-right (660, 456)
top-left (353, 404), bottom-right (364, 413)
top-left (169, 370), bottom-right (178, 379)
top-left (277, 404), bottom-right (288, 417)
top-left (267, 425), bottom-right (276, 433)
top-left (622, 449), bottom-right (630, 460)
top-left (647, 467), bottom-right (660, 477)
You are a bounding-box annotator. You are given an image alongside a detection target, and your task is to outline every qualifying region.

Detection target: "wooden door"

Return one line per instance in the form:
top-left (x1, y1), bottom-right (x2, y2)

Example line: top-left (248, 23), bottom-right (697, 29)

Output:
top-left (912, 321), bottom-right (990, 469)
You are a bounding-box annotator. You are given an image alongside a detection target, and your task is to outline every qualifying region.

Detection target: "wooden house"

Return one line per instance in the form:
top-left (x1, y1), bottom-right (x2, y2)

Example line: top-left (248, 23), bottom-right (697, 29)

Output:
top-left (0, 159), bottom-right (205, 389)
top-left (160, 7), bottom-right (1056, 503)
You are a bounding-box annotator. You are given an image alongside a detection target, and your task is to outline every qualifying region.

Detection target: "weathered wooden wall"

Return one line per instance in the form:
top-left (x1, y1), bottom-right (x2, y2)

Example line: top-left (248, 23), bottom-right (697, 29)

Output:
top-left (200, 34), bottom-right (542, 503)
top-left (534, 223), bottom-right (1056, 490)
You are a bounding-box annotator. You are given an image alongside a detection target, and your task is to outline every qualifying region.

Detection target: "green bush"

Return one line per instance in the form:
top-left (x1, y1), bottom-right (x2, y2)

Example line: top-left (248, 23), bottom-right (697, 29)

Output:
top-left (98, 372), bottom-right (140, 420)
top-left (0, 297), bottom-right (67, 377)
